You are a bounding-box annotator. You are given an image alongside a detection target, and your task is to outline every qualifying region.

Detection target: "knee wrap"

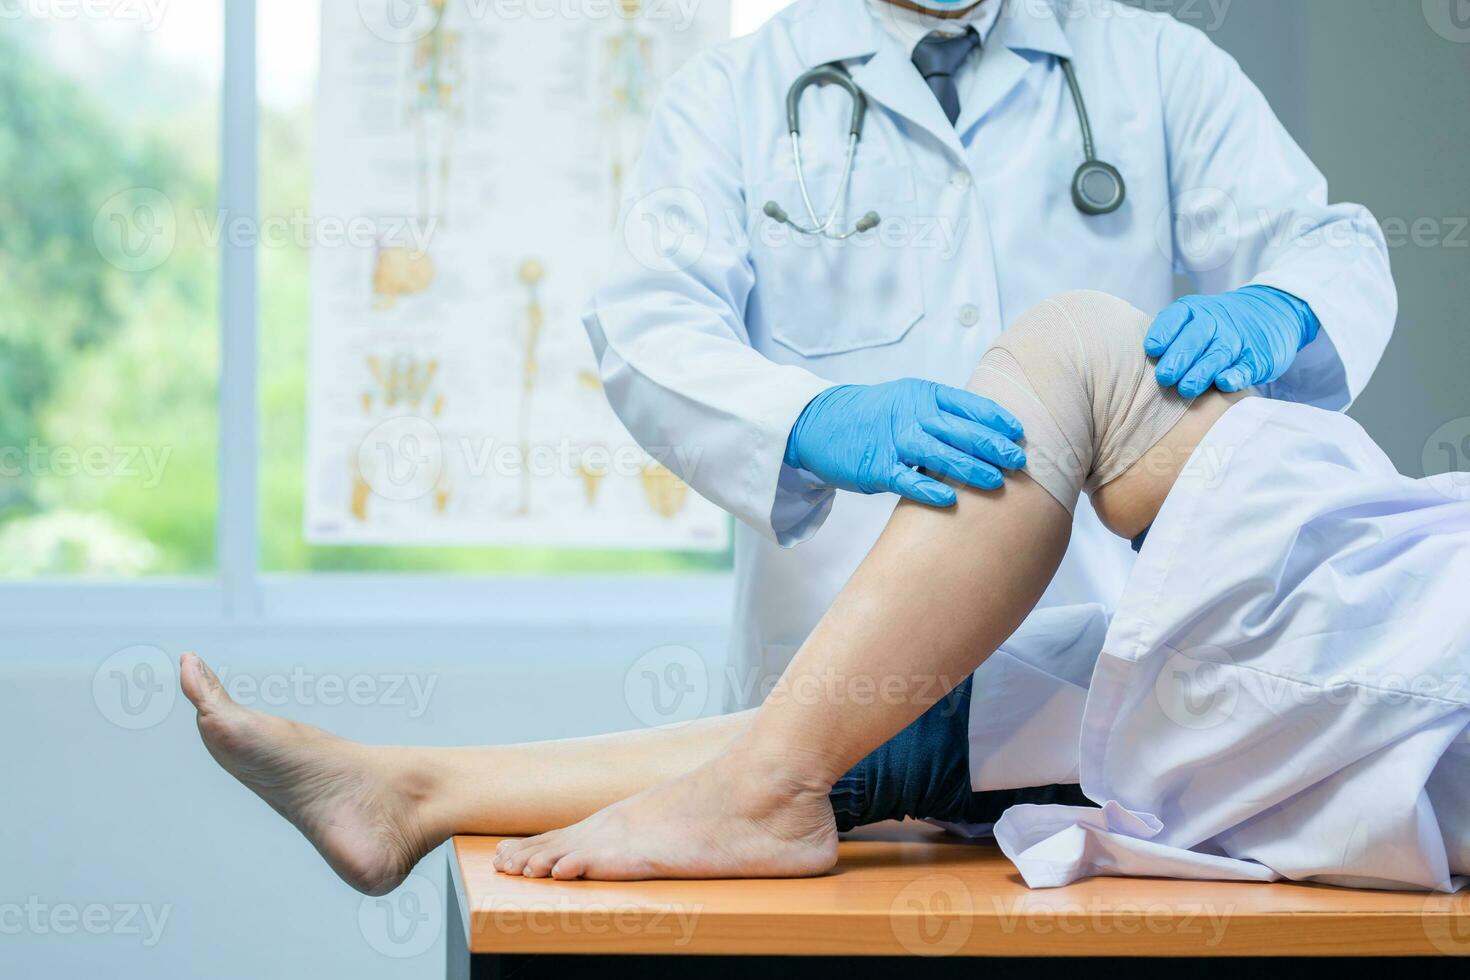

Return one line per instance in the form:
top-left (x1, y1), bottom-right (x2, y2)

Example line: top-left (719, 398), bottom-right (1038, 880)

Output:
top-left (965, 291), bottom-right (1193, 513)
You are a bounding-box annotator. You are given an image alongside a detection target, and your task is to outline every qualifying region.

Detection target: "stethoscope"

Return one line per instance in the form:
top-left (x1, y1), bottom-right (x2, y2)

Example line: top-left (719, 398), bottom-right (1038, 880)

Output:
top-left (763, 55), bottom-right (1126, 239)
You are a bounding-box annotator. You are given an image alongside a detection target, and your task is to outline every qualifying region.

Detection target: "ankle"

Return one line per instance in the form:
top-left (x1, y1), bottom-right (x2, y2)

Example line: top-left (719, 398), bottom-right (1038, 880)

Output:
top-left (719, 740), bottom-right (838, 804)
top-left (732, 724), bottom-right (851, 788)
top-left (377, 749), bottom-right (449, 844)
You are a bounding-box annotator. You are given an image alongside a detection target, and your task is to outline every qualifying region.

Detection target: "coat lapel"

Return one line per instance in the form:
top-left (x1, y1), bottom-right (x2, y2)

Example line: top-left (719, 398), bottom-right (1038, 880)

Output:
top-left (792, 0), bottom-right (966, 161)
top-left (955, 0), bottom-right (1075, 136)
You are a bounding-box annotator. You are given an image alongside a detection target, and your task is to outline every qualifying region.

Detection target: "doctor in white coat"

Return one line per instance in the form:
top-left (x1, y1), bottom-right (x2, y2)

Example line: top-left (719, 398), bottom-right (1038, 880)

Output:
top-left (584, 0), bottom-right (1396, 707)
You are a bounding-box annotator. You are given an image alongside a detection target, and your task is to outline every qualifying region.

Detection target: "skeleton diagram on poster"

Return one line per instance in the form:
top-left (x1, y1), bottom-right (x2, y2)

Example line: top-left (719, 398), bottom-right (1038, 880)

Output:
top-left (306, 0), bottom-right (731, 549)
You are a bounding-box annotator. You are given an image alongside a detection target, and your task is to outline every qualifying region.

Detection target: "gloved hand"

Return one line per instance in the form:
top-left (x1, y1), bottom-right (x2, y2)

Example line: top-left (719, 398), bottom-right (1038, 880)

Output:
top-left (1145, 286), bottom-right (1321, 398)
top-left (784, 379), bottom-right (1026, 508)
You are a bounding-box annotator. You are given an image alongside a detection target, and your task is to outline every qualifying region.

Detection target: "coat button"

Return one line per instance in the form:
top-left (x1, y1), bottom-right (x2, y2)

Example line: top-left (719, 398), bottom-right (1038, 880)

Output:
top-left (958, 304), bottom-right (980, 327)
top-left (950, 172), bottom-right (971, 191)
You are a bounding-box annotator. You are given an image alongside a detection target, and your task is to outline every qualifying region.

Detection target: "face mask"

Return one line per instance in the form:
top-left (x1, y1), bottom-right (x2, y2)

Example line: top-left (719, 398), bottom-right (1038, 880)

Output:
top-left (901, 0), bottom-right (983, 11)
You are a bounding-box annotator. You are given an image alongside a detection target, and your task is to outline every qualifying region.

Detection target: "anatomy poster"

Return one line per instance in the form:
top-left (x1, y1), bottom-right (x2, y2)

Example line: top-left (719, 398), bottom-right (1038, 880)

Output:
top-left (306, 0), bottom-right (731, 549)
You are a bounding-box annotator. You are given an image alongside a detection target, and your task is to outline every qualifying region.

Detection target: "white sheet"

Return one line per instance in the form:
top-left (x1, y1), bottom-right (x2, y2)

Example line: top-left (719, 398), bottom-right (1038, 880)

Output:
top-left (966, 602), bottom-right (1109, 792)
top-left (993, 397), bottom-right (1470, 892)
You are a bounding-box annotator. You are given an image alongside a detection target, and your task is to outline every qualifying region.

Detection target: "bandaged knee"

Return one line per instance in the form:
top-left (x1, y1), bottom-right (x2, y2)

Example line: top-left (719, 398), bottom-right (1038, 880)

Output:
top-left (966, 290), bottom-right (1193, 513)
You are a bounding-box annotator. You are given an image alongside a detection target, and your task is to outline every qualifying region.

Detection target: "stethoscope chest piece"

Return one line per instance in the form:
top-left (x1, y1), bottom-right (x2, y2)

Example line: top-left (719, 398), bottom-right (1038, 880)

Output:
top-left (1059, 57), bottom-right (1126, 217)
top-left (1072, 159), bottom-right (1126, 216)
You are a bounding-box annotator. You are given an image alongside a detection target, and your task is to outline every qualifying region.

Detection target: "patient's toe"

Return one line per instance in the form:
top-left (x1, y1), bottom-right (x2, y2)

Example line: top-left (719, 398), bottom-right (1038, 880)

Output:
top-left (494, 841), bottom-right (528, 873)
top-left (180, 652), bottom-right (232, 715)
top-left (522, 848), bottom-right (563, 878)
top-left (565, 848), bottom-right (656, 882)
top-left (493, 839), bottom-right (521, 871)
top-left (549, 852), bottom-right (587, 880)
top-left (499, 832), bottom-right (558, 875)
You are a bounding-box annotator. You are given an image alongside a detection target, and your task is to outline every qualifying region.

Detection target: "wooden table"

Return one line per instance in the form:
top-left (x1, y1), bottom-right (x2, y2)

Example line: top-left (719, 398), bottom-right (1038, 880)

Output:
top-left (446, 821), bottom-right (1470, 977)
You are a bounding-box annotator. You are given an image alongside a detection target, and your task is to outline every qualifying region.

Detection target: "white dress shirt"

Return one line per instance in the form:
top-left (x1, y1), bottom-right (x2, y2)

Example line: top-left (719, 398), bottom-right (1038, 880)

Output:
top-left (865, 0), bottom-right (1002, 101)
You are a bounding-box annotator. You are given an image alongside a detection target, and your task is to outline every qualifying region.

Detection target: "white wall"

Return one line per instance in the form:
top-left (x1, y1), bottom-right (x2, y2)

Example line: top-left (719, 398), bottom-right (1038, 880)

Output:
top-left (1, 589), bottom-right (730, 978)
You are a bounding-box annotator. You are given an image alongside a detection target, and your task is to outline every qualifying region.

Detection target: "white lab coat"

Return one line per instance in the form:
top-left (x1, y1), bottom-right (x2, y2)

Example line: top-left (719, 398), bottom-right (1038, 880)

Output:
top-left (583, 0), bottom-right (1397, 706)
top-left (990, 398), bottom-right (1470, 892)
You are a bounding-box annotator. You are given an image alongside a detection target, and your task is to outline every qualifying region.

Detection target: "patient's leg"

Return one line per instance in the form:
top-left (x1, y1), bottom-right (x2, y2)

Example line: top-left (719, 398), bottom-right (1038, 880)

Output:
top-left (495, 291), bottom-right (1245, 881)
top-left (185, 292), bottom-right (1242, 891)
top-left (178, 653), bottom-right (752, 895)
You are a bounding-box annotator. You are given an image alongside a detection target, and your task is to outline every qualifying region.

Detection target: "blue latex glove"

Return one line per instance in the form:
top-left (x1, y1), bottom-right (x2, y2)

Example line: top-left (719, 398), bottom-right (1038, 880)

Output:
top-left (1145, 286), bottom-right (1321, 398)
top-left (784, 379), bottom-right (1026, 508)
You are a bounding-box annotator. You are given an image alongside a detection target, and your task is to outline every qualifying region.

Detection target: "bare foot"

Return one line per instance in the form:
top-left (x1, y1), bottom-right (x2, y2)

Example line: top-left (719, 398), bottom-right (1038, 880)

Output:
top-left (180, 653), bottom-right (437, 896)
top-left (492, 746), bottom-right (839, 881)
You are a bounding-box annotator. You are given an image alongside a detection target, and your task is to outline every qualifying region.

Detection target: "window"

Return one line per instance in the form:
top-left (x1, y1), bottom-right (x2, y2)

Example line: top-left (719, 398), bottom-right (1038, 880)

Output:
top-left (0, 1), bottom-right (832, 585)
top-left (0, 8), bottom-right (222, 577)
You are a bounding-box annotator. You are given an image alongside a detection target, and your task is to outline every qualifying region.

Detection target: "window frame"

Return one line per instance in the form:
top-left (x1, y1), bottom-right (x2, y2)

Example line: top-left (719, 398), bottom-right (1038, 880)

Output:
top-left (0, 0), bottom-right (733, 628)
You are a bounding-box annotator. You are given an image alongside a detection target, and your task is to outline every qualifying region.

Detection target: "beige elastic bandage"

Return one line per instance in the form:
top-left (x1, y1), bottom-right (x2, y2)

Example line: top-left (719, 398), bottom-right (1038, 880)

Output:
top-left (965, 290), bottom-right (1194, 514)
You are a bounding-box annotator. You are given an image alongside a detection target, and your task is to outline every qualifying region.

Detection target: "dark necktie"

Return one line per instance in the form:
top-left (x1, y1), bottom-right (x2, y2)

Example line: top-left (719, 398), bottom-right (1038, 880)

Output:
top-left (911, 27), bottom-right (980, 126)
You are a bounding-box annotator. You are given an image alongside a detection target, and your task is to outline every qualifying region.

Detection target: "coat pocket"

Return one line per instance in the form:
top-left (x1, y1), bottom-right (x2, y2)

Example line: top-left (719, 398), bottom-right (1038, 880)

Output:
top-left (751, 165), bottom-right (926, 358)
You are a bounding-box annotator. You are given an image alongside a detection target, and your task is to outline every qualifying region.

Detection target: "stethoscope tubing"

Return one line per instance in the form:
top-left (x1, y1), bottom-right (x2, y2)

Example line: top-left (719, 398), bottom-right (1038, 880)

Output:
top-left (791, 132), bottom-right (862, 238)
top-left (1059, 57), bottom-right (1097, 164)
top-left (767, 51), bottom-right (1126, 238)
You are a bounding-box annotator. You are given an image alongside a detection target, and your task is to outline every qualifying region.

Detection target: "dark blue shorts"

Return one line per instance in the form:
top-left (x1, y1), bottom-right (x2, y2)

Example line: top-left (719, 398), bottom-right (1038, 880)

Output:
top-left (827, 676), bottom-right (1090, 832)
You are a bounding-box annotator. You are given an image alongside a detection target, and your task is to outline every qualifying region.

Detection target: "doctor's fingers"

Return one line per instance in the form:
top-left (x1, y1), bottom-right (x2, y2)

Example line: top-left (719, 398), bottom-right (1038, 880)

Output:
top-left (1216, 349), bottom-right (1267, 392)
top-left (933, 386), bottom-right (1024, 441)
top-left (919, 414), bottom-right (1027, 470)
top-left (1144, 299), bottom-right (1196, 358)
top-left (887, 466), bottom-right (959, 508)
top-left (898, 429), bottom-right (1006, 493)
top-left (1153, 313), bottom-right (1220, 388)
top-left (1176, 335), bottom-right (1241, 398)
